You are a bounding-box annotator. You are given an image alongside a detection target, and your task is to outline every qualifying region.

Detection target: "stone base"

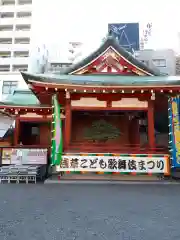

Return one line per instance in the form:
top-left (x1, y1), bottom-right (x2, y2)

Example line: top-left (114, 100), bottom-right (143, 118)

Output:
top-left (48, 173), bottom-right (160, 182)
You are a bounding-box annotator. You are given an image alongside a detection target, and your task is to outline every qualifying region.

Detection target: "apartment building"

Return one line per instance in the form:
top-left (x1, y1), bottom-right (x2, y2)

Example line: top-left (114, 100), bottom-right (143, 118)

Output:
top-left (0, 0), bottom-right (32, 100)
top-left (134, 49), bottom-right (176, 75)
top-left (28, 44), bottom-right (49, 73)
top-left (29, 41), bottom-right (83, 74)
top-left (45, 41), bottom-right (82, 73)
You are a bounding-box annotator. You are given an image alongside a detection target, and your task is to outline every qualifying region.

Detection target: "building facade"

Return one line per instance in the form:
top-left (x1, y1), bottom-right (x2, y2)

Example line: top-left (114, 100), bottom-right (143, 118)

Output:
top-left (176, 55), bottom-right (180, 75)
top-left (0, 0), bottom-right (32, 100)
top-left (28, 44), bottom-right (49, 73)
top-left (0, 34), bottom-right (176, 179)
top-left (134, 49), bottom-right (176, 75)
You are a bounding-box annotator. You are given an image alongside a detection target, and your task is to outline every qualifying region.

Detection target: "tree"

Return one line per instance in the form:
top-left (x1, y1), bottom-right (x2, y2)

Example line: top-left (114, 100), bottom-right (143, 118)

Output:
top-left (84, 119), bottom-right (120, 143)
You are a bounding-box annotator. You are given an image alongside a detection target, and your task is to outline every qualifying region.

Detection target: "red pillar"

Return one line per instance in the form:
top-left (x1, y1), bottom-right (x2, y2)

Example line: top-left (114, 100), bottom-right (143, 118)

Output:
top-left (147, 100), bottom-right (155, 150)
top-left (64, 93), bottom-right (71, 150)
top-left (14, 117), bottom-right (20, 146)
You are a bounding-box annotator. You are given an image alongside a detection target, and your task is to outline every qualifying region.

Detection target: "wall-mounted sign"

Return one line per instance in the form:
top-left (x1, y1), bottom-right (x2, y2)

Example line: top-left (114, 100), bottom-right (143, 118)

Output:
top-left (56, 155), bottom-right (169, 174)
top-left (1, 148), bottom-right (12, 165)
top-left (2, 148), bottom-right (47, 165)
top-left (108, 23), bottom-right (140, 53)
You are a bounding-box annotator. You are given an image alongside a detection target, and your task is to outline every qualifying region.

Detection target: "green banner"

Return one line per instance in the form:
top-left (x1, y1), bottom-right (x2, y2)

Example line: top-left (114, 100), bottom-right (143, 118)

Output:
top-left (51, 95), bottom-right (63, 165)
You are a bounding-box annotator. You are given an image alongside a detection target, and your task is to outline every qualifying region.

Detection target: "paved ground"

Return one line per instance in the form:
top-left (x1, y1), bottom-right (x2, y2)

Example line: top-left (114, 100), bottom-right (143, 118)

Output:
top-left (0, 184), bottom-right (180, 240)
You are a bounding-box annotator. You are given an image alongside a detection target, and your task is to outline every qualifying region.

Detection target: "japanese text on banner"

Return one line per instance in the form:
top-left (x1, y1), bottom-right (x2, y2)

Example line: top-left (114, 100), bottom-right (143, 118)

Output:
top-left (56, 156), bottom-right (168, 173)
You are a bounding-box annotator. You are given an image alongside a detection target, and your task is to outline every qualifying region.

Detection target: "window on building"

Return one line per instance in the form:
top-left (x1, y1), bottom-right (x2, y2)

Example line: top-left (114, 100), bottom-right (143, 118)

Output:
top-left (15, 24), bottom-right (31, 31)
top-left (0, 25), bottom-right (13, 31)
top-left (0, 12), bottom-right (14, 18)
top-left (152, 59), bottom-right (166, 67)
top-left (16, 12), bottom-right (31, 18)
top-left (1, 0), bottom-right (15, 5)
top-left (18, 0), bottom-right (32, 4)
top-left (0, 65), bottom-right (10, 72)
top-left (13, 51), bottom-right (29, 57)
top-left (50, 64), bottom-right (60, 72)
top-left (2, 81), bottom-right (18, 95)
top-left (141, 60), bottom-right (149, 66)
top-left (14, 38), bottom-right (30, 44)
top-left (12, 64), bottom-right (28, 72)
top-left (0, 51), bottom-right (11, 58)
top-left (0, 38), bottom-right (12, 44)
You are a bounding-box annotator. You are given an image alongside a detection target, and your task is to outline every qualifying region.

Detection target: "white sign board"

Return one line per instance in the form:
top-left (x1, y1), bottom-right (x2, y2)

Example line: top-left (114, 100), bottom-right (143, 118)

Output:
top-left (56, 155), bottom-right (169, 174)
top-left (2, 148), bottom-right (47, 165)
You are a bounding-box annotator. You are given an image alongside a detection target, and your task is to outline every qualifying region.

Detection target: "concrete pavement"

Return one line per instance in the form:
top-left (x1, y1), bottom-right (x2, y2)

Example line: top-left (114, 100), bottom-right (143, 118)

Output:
top-left (0, 184), bottom-right (180, 240)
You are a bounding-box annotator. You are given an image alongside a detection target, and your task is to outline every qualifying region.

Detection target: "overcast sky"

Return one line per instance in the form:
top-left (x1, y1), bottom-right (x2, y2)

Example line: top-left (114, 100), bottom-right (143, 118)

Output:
top-left (31, 0), bottom-right (180, 59)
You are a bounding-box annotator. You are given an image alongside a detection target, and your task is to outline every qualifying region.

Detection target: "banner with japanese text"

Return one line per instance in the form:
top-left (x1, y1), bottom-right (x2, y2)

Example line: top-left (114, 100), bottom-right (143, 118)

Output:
top-left (56, 155), bottom-right (169, 174)
top-left (169, 96), bottom-right (180, 168)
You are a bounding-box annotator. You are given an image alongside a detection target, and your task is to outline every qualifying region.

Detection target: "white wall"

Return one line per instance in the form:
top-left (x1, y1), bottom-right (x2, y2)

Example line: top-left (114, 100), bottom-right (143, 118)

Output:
top-left (135, 49), bottom-right (176, 75)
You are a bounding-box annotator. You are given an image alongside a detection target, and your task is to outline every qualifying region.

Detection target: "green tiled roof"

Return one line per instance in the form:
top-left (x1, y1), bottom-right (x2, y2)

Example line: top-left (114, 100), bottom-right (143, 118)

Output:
top-left (21, 72), bottom-right (180, 87)
top-left (0, 89), bottom-right (40, 106)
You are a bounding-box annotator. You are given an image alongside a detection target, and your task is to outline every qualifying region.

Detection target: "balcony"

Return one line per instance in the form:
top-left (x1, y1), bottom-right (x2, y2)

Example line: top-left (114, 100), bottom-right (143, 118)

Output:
top-left (0, 17), bottom-right (15, 25)
top-left (0, 5), bottom-right (16, 13)
top-left (14, 30), bottom-right (30, 38)
top-left (15, 4), bottom-right (32, 12)
top-left (0, 55), bottom-right (29, 66)
top-left (0, 30), bottom-right (14, 38)
top-left (0, 44), bottom-right (13, 51)
top-left (0, 57), bottom-right (12, 65)
top-left (0, 4), bottom-right (31, 14)
top-left (0, 25), bottom-right (13, 38)
top-left (12, 56), bottom-right (29, 65)
top-left (12, 44), bottom-right (29, 51)
top-left (14, 17), bottom-right (32, 25)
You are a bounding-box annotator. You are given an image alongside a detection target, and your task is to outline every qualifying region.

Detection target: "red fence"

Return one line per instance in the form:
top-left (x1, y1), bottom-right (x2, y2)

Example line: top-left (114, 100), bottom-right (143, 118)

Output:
top-left (0, 144), bottom-right (169, 166)
top-left (65, 142), bottom-right (168, 154)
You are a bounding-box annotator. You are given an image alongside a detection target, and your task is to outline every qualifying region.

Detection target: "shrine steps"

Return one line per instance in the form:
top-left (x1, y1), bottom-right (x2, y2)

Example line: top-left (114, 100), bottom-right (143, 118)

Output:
top-left (44, 173), bottom-right (163, 183)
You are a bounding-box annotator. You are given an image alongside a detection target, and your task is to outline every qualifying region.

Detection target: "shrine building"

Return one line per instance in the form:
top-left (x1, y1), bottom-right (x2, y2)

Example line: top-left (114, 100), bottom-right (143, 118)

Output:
top-left (1, 34), bottom-right (180, 178)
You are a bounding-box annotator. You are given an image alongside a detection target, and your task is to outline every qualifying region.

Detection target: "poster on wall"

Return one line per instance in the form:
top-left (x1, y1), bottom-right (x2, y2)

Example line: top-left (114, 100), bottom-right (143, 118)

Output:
top-left (1, 148), bottom-right (47, 165)
top-left (1, 148), bottom-right (12, 165)
top-left (56, 155), bottom-right (169, 174)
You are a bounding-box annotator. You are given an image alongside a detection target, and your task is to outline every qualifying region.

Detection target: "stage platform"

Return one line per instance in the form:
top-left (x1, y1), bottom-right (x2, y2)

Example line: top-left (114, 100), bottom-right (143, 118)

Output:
top-left (45, 173), bottom-right (164, 184)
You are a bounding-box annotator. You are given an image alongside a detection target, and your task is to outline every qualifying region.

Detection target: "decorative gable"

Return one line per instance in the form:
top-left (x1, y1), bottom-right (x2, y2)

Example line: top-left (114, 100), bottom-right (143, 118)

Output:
top-left (61, 35), bottom-right (160, 76)
top-left (71, 47), bottom-right (146, 75)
